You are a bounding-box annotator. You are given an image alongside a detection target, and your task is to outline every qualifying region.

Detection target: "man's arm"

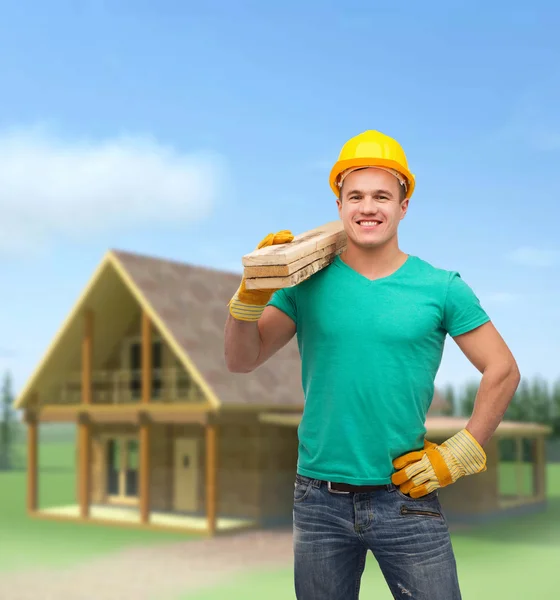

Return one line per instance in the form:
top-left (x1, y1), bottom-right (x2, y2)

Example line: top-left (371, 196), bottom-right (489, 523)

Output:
top-left (453, 320), bottom-right (521, 447)
top-left (224, 305), bottom-right (296, 373)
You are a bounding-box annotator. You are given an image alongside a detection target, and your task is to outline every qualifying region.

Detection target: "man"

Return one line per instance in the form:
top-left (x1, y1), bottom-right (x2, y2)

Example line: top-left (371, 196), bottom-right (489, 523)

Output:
top-left (224, 130), bottom-right (520, 599)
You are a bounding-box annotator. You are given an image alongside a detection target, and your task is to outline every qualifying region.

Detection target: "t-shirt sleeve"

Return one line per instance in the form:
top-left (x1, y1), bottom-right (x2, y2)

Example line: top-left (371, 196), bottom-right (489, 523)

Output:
top-left (266, 286), bottom-right (297, 325)
top-left (442, 272), bottom-right (491, 337)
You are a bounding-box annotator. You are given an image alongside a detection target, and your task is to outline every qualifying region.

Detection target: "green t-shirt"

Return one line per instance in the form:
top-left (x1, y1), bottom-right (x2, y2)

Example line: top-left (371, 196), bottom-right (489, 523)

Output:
top-left (266, 253), bottom-right (490, 485)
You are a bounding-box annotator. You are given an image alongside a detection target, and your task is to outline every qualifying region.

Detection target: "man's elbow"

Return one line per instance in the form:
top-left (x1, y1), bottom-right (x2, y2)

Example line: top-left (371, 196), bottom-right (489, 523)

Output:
top-left (493, 357), bottom-right (521, 388)
top-left (224, 355), bottom-right (256, 374)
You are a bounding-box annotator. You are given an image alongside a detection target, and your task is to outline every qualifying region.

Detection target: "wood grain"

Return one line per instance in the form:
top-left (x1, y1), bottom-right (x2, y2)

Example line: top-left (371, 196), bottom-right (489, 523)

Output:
top-left (242, 220), bottom-right (346, 267)
top-left (244, 246), bottom-right (345, 289)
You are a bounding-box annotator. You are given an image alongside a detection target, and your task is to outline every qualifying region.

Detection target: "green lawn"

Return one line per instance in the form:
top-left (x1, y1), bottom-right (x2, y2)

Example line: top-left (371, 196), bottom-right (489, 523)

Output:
top-left (174, 464), bottom-right (560, 600)
top-left (3, 433), bottom-right (560, 599)
top-left (0, 440), bottom-right (198, 574)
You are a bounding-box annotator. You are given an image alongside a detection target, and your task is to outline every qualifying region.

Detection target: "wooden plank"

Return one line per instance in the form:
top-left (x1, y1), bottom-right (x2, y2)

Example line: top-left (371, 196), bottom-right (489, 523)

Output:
top-left (140, 420), bottom-right (151, 523)
top-left (242, 220), bottom-right (346, 268)
top-left (27, 419), bottom-right (38, 512)
top-left (533, 437), bottom-right (546, 500)
top-left (244, 247), bottom-right (344, 289)
top-left (78, 420), bottom-right (91, 518)
top-left (39, 407), bottom-right (78, 422)
top-left (142, 311), bottom-right (152, 404)
top-left (88, 410), bottom-right (139, 424)
top-left (243, 236), bottom-right (347, 278)
top-left (82, 309), bottom-right (93, 404)
top-left (149, 411), bottom-right (207, 425)
top-left (206, 423), bottom-right (217, 536)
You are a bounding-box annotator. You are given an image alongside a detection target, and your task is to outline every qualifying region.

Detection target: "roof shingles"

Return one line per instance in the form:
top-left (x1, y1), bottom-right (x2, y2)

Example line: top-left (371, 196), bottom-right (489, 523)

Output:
top-left (112, 249), bottom-right (304, 409)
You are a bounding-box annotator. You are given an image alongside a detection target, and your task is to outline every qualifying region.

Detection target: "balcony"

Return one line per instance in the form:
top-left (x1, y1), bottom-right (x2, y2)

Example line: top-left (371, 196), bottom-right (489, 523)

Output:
top-left (48, 367), bottom-right (206, 405)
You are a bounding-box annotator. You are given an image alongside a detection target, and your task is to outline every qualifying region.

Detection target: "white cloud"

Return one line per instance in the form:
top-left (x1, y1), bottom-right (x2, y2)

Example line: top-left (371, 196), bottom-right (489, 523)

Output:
top-left (0, 125), bottom-right (229, 255)
top-left (507, 246), bottom-right (560, 268)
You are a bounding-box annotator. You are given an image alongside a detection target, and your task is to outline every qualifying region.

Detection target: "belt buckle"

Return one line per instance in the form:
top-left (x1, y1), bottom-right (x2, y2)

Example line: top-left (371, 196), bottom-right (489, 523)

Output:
top-left (327, 481), bottom-right (350, 494)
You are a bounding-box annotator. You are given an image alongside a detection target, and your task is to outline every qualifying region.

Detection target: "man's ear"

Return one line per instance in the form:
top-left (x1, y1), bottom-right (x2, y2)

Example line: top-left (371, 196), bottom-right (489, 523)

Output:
top-left (400, 198), bottom-right (409, 219)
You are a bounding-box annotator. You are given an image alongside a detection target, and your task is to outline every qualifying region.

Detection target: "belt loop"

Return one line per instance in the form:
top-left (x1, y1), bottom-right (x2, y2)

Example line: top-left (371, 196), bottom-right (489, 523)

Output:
top-left (312, 479), bottom-right (320, 488)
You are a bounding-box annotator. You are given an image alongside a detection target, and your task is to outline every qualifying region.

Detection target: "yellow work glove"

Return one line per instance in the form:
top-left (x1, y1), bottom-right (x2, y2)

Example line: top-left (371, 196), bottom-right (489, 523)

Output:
top-left (391, 428), bottom-right (487, 498)
top-left (227, 230), bottom-right (294, 321)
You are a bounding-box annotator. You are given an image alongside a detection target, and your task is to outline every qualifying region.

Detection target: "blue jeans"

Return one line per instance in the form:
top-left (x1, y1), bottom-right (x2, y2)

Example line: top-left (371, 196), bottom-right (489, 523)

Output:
top-left (293, 474), bottom-right (462, 599)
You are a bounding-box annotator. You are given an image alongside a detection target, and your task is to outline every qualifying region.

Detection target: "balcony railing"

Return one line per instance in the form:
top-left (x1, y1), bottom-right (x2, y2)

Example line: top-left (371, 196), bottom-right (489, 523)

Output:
top-left (47, 367), bottom-right (206, 405)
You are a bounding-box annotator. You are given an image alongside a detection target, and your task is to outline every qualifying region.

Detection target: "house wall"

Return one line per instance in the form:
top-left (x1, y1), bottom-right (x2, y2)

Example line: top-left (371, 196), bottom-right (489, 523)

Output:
top-left (87, 416), bottom-right (297, 523)
top-left (213, 415), bottom-right (262, 519)
top-left (149, 423), bottom-right (175, 511)
top-left (257, 424), bottom-right (299, 525)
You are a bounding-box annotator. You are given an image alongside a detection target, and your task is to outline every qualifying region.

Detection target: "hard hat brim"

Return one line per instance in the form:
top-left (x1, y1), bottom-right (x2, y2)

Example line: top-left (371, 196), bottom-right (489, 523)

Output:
top-left (330, 157), bottom-right (415, 199)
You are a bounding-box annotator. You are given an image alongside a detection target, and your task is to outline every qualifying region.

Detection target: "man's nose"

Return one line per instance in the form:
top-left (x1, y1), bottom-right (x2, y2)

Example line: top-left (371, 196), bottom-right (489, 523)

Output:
top-left (360, 197), bottom-right (379, 212)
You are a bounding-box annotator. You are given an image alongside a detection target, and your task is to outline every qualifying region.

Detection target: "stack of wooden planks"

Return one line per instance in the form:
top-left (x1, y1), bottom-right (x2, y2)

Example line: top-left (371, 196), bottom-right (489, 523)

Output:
top-left (242, 220), bottom-right (347, 289)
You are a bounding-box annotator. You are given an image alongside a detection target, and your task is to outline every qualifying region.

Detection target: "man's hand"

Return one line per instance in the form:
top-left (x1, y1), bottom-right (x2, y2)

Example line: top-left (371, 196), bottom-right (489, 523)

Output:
top-left (391, 428), bottom-right (487, 498)
top-left (228, 230), bottom-right (294, 321)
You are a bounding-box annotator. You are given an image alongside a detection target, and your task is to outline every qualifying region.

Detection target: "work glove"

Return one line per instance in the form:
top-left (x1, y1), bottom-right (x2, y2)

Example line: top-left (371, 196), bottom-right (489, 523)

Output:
top-left (391, 428), bottom-right (487, 498)
top-left (227, 230), bottom-right (294, 321)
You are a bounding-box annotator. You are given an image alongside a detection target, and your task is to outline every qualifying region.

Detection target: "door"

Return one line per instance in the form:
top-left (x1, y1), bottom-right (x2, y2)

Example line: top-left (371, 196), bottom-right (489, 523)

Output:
top-left (173, 438), bottom-right (199, 512)
top-left (106, 437), bottom-right (139, 502)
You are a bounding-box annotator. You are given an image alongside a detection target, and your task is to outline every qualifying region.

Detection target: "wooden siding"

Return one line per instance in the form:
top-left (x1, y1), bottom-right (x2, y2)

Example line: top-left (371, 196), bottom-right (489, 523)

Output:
top-left (257, 424), bottom-right (299, 523)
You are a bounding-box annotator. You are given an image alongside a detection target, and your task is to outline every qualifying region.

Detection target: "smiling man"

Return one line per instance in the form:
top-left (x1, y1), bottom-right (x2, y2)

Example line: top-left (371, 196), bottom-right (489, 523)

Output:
top-left (224, 130), bottom-right (520, 600)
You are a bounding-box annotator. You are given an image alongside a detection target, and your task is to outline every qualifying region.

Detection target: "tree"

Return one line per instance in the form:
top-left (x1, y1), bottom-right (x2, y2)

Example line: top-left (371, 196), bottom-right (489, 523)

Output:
top-left (441, 383), bottom-right (457, 416)
top-left (458, 380), bottom-right (479, 417)
top-left (550, 376), bottom-right (560, 437)
top-left (0, 370), bottom-right (16, 470)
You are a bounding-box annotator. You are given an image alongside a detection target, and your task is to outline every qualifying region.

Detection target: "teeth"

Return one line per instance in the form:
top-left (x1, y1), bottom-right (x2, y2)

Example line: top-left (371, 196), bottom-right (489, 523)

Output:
top-left (359, 221), bottom-right (380, 226)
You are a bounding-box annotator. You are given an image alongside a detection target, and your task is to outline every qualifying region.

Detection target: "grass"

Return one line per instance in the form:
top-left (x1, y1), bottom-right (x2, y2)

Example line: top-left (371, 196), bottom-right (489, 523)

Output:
top-left (173, 464), bottom-right (560, 600)
top-left (3, 431), bottom-right (560, 599)
top-left (0, 439), bottom-right (198, 574)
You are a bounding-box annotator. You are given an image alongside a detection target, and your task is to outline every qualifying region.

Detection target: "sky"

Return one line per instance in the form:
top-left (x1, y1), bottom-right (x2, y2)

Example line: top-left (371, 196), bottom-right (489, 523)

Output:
top-left (1, 0), bottom-right (560, 401)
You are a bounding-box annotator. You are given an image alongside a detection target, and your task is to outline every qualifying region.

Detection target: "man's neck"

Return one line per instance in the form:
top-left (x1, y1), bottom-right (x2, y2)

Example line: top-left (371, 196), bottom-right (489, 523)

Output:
top-left (340, 240), bottom-right (408, 280)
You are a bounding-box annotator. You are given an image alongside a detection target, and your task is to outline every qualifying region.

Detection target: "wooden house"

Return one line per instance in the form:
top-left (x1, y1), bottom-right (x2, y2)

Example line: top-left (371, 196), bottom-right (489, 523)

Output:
top-left (14, 249), bottom-right (552, 535)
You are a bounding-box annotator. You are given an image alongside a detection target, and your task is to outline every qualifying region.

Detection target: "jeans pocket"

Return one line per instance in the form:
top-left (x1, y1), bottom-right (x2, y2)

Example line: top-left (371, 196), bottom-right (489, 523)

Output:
top-left (294, 474), bottom-right (313, 503)
top-left (394, 487), bottom-right (443, 518)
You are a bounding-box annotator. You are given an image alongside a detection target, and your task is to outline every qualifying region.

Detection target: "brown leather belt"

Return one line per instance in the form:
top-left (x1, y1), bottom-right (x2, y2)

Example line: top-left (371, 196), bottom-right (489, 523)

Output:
top-left (326, 481), bottom-right (389, 494)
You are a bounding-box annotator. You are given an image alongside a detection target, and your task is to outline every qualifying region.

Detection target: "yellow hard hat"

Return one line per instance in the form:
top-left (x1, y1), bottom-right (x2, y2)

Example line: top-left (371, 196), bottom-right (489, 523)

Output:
top-left (329, 130), bottom-right (415, 199)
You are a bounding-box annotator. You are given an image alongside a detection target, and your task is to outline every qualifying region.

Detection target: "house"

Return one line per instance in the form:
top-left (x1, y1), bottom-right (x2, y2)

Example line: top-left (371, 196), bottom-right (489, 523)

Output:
top-left (14, 249), bottom-right (552, 535)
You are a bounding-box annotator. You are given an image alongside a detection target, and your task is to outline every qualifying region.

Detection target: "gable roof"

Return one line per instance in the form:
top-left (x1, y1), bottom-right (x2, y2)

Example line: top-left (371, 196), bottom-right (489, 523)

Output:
top-left (109, 249), bottom-right (303, 410)
top-left (14, 248), bottom-right (304, 411)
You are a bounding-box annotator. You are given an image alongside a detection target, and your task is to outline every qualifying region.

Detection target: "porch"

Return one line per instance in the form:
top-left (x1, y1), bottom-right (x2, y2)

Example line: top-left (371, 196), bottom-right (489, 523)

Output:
top-left (34, 503), bottom-right (255, 534)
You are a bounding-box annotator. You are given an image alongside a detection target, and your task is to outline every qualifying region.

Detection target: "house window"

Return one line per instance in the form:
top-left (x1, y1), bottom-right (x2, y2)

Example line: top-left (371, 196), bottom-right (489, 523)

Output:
top-left (129, 340), bottom-right (163, 399)
top-left (105, 436), bottom-right (139, 501)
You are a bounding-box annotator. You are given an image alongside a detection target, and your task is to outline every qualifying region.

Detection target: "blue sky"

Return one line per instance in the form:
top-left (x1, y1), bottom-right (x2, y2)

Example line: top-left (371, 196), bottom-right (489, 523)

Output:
top-left (1, 1), bottom-right (559, 398)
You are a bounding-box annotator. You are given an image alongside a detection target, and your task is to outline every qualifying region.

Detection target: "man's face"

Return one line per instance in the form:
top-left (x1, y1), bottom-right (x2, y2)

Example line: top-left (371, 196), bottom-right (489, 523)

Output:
top-left (336, 167), bottom-right (409, 250)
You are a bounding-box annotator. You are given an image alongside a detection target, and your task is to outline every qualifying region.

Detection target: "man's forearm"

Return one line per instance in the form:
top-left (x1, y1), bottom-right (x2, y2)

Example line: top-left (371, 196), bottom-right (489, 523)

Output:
top-left (465, 362), bottom-right (521, 448)
top-left (224, 313), bottom-right (262, 373)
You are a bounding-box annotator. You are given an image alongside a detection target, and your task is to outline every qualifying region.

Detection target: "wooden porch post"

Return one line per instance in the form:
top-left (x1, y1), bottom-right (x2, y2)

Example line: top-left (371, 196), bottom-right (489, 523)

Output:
top-left (26, 411), bottom-right (38, 513)
top-left (139, 310), bottom-right (152, 523)
top-left (82, 309), bottom-right (93, 405)
top-left (78, 309), bottom-right (93, 518)
top-left (206, 423), bottom-right (217, 536)
top-left (78, 416), bottom-right (91, 518)
top-left (533, 436), bottom-right (546, 500)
